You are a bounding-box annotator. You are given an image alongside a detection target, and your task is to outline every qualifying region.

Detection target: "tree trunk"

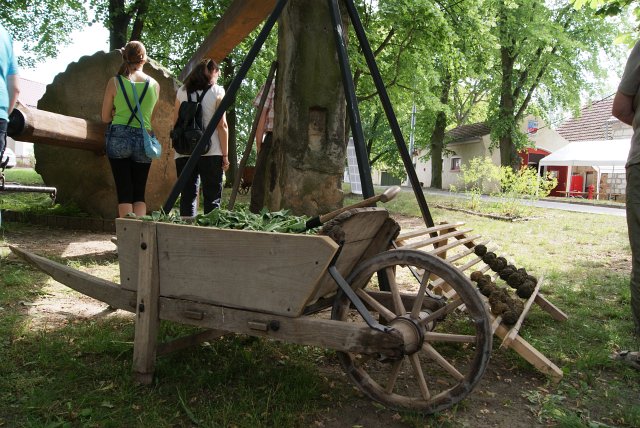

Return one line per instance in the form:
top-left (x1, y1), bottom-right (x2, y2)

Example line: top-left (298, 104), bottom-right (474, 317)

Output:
top-left (264, 0), bottom-right (347, 216)
top-left (498, 42), bottom-right (520, 170)
top-left (109, 0), bottom-right (129, 50)
top-left (429, 72), bottom-right (451, 189)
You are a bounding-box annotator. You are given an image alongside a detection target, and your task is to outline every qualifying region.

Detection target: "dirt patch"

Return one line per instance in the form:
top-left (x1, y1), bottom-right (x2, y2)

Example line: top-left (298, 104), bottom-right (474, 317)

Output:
top-left (2, 220), bottom-right (552, 427)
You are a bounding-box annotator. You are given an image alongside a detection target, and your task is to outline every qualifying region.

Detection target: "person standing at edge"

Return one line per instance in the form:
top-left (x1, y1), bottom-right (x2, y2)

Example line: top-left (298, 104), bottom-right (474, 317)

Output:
top-left (249, 79), bottom-right (275, 214)
top-left (611, 39), bottom-right (640, 370)
top-left (0, 23), bottom-right (20, 169)
top-left (172, 58), bottom-right (229, 217)
top-left (101, 41), bottom-right (160, 218)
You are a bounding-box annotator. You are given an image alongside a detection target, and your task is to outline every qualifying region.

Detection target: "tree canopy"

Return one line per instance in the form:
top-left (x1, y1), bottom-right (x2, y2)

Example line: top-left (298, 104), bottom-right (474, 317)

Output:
top-left (4, 0), bottom-right (634, 183)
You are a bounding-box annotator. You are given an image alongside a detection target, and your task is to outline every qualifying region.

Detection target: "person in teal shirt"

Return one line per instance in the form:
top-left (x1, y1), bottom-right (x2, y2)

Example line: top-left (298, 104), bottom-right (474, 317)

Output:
top-left (0, 23), bottom-right (20, 168)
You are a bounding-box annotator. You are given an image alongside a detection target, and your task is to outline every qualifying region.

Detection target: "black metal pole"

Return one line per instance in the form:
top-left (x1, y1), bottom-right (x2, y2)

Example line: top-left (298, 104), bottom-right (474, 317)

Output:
top-left (163, 0), bottom-right (289, 213)
top-left (328, 0), bottom-right (375, 199)
top-left (343, 0), bottom-right (435, 228)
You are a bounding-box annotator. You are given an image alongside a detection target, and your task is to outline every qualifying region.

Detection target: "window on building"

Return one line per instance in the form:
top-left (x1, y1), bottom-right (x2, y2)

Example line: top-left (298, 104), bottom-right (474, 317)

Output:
top-left (451, 157), bottom-right (461, 171)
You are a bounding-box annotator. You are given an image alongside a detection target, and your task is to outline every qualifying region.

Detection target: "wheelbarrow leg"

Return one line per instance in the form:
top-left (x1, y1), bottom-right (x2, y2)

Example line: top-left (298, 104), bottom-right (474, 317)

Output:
top-left (132, 222), bottom-right (161, 384)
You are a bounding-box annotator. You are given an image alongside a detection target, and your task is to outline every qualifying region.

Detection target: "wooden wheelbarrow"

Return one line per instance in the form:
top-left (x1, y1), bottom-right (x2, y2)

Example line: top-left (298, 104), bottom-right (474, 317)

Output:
top-left (11, 207), bottom-right (492, 414)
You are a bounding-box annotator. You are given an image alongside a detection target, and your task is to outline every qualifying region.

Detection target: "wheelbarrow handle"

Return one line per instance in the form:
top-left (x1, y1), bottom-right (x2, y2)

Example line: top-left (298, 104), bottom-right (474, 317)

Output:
top-left (304, 186), bottom-right (401, 230)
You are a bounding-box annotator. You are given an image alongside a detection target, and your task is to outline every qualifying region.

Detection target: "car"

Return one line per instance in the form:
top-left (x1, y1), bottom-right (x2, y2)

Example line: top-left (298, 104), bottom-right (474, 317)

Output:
top-left (1, 147), bottom-right (16, 169)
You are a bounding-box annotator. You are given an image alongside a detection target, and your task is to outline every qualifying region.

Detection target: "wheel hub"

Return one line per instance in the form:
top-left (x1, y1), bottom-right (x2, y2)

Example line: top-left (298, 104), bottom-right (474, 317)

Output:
top-left (388, 310), bottom-right (433, 355)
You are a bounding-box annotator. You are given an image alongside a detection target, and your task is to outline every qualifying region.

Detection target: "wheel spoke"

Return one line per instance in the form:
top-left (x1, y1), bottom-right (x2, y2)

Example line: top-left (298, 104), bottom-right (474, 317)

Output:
top-left (387, 267), bottom-right (405, 315)
top-left (410, 269), bottom-right (431, 319)
top-left (418, 298), bottom-right (463, 326)
top-left (356, 288), bottom-right (396, 322)
top-left (423, 343), bottom-right (465, 381)
top-left (409, 353), bottom-right (431, 400)
top-left (424, 332), bottom-right (477, 343)
top-left (385, 360), bottom-right (403, 394)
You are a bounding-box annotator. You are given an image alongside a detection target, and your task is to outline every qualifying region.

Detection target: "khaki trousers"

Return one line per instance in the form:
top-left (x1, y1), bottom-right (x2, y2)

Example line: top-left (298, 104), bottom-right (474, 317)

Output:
top-left (626, 164), bottom-right (640, 334)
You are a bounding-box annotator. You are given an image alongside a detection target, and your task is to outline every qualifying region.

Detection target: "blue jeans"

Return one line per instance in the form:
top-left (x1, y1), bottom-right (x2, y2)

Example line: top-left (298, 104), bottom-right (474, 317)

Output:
top-left (175, 155), bottom-right (224, 216)
top-left (106, 124), bottom-right (151, 163)
top-left (106, 124), bottom-right (152, 204)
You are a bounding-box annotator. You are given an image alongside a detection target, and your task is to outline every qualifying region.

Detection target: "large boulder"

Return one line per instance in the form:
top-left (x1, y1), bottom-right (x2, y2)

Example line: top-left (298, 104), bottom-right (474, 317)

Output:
top-left (35, 50), bottom-right (179, 219)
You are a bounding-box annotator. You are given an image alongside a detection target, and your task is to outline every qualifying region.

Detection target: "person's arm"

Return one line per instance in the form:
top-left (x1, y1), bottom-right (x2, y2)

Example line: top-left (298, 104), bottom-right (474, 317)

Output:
top-left (612, 91), bottom-right (635, 126)
top-left (101, 77), bottom-right (116, 123)
top-left (216, 95), bottom-right (230, 171)
top-left (151, 81), bottom-right (161, 120)
top-left (7, 74), bottom-right (19, 115)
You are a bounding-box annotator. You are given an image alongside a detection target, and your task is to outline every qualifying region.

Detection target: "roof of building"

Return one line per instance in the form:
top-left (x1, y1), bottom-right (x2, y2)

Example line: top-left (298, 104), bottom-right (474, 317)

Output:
top-left (555, 96), bottom-right (629, 141)
top-left (18, 77), bottom-right (47, 109)
top-left (446, 122), bottom-right (490, 143)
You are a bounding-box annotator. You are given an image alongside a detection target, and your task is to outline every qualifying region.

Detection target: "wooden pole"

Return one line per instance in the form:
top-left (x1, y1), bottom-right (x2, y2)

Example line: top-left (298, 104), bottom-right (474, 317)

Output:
top-left (8, 102), bottom-right (106, 152)
top-left (179, 0), bottom-right (277, 81)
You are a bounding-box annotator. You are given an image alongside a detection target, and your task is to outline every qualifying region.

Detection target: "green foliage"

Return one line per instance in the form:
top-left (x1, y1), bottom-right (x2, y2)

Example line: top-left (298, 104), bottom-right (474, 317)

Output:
top-left (496, 165), bottom-right (558, 216)
top-left (451, 156), bottom-right (558, 216)
top-left (0, 0), bottom-right (87, 68)
top-left (141, 205), bottom-right (314, 234)
top-left (454, 157), bottom-right (501, 210)
top-left (500, 166), bottom-right (558, 199)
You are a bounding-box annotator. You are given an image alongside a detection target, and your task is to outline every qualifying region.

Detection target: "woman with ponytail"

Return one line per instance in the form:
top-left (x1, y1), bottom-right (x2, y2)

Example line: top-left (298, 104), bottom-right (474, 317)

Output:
top-left (101, 41), bottom-right (160, 218)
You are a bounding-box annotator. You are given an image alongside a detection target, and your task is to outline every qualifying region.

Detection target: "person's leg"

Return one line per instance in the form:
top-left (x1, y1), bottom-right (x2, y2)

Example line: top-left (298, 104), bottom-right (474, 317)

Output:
top-left (109, 157), bottom-right (135, 217)
top-left (249, 132), bottom-right (272, 214)
top-left (0, 119), bottom-right (8, 169)
top-left (175, 157), bottom-right (199, 217)
top-left (131, 161), bottom-right (151, 216)
top-left (200, 155), bottom-right (223, 214)
top-left (626, 164), bottom-right (640, 335)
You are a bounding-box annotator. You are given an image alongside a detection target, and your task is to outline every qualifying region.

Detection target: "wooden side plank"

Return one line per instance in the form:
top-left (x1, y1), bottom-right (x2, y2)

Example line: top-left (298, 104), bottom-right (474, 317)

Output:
top-left (157, 296), bottom-right (403, 355)
top-left (133, 222), bottom-right (161, 384)
top-left (400, 228), bottom-right (474, 250)
top-left (500, 276), bottom-right (544, 349)
top-left (494, 322), bottom-right (563, 382)
top-left (395, 222), bottom-right (465, 243)
top-left (117, 218), bottom-right (339, 317)
top-left (9, 245), bottom-right (136, 311)
top-left (535, 293), bottom-right (568, 322)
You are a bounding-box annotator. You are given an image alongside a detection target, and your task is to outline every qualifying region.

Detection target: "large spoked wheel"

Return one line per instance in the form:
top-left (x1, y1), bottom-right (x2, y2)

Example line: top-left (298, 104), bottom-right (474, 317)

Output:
top-left (332, 249), bottom-right (492, 414)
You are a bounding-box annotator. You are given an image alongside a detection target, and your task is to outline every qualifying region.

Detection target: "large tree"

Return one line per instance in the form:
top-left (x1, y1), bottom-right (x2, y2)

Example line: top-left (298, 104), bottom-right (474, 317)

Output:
top-left (424, 0), bottom-right (494, 189)
top-left (262, 0), bottom-right (347, 215)
top-left (489, 0), bottom-right (622, 169)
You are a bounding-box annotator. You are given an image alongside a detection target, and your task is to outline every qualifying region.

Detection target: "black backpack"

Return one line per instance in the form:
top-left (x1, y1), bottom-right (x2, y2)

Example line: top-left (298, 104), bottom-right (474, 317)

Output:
top-left (170, 86), bottom-right (212, 155)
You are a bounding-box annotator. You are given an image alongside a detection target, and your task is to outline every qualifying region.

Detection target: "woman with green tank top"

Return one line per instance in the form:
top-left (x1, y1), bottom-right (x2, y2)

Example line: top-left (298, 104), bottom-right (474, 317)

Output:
top-left (101, 41), bottom-right (160, 218)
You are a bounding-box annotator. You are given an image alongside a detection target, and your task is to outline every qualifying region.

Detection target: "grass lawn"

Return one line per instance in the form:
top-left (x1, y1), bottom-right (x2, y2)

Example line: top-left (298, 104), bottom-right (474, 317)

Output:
top-left (1, 172), bottom-right (639, 427)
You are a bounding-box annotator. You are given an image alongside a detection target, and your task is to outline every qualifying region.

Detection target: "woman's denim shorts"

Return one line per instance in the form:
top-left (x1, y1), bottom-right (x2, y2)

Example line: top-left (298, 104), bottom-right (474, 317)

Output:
top-left (106, 124), bottom-right (151, 163)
